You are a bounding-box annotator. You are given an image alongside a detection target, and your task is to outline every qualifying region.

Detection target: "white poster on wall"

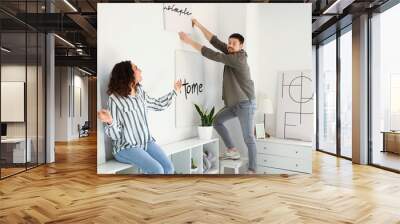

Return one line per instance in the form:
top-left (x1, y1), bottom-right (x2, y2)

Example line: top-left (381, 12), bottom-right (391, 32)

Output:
top-left (163, 3), bottom-right (193, 33)
top-left (175, 50), bottom-right (205, 128)
top-left (275, 70), bottom-right (314, 141)
top-left (1, 82), bottom-right (25, 122)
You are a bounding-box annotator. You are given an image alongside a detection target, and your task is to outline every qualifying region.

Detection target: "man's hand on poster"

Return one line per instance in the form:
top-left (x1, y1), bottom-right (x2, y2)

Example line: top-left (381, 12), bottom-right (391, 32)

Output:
top-left (190, 18), bottom-right (213, 42)
top-left (178, 32), bottom-right (202, 52)
top-left (174, 79), bottom-right (183, 93)
top-left (191, 18), bottom-right (199, 28)
top-left (97, 109), bottom-right (113, 125)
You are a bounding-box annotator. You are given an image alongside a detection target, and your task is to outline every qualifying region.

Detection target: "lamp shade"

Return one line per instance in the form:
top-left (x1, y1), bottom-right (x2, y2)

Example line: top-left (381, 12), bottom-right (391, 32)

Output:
top-left (260, 98), bottom-right (274, 114)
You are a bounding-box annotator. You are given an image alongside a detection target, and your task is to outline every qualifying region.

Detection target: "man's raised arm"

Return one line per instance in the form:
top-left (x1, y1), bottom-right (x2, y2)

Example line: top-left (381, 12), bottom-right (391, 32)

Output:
top-left (192, 18), bottom-right (213, 41)
top-left (192, 19), bottom-right (228, 54)
top-left (178, 32), bottom-right (241, 68)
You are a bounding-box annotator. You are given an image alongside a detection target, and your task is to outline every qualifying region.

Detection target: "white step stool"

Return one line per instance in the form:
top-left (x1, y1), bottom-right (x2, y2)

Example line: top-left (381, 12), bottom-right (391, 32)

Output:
top-left (219, 158), bottom-right (248, 174)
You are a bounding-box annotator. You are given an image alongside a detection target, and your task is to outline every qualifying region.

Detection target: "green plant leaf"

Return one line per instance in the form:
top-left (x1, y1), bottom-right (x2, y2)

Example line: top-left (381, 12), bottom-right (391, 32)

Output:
top-left (201, 116), bottom-right (206, 126)
top-left (194, 104), bottom-right (217, 126)
top-left (209, 107), bottom-right (215, 122)
top-left (194, 104), bottom-right (203, 117)
top-left (209, 107), bottom-right (215, 117)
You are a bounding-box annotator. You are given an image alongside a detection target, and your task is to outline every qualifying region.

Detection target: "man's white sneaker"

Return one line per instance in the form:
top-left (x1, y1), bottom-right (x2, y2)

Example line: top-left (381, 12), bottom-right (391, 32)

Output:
top-left (221, 150), bottom-right (241, 160)
top-left (246, 170), bottom-right (256, 174)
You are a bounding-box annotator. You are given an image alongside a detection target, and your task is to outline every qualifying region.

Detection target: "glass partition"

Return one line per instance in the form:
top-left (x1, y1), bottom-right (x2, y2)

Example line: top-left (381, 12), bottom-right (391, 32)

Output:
top-left (1, 31), bottom-right (28, 178)
top-left (0, 1), bottom-right (46, 179)
top-left (317, 36), bottom-right (337, 155)
top-left (339, 29), bottom-right (352, 158)
top-left (370, 3), bottom-right (400, 171)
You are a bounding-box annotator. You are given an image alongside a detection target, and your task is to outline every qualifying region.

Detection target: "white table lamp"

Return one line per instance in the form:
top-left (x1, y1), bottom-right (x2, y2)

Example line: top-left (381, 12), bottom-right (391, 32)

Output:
top-left (260, 98), bottom-right (274, 138)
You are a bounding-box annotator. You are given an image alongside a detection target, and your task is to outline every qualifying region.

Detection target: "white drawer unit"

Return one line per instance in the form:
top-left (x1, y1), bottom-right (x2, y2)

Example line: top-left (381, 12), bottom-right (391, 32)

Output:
top-left (256, 166), bottom-right (299, 175)
top-left (256, 138), bottom-right (312, 174)
top-left (257, 154), bottom-right (311, 174)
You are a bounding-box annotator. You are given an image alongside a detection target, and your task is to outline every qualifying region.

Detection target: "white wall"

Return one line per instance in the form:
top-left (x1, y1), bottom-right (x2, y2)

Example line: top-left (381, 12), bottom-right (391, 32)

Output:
top-left (55, 67), bottom-right (68, 141)
top-left (97, 3), bottom-right (221, 163)
top-left (255, 4), bottom-right (312, 136)
top-left (55, 67), bottom-right (89, 141)
top-left (71, 73), bottom-right (89, 138)
top-left (212, 4), bottom-right (312, 157)
top-left (97, 3), bottom-right (312, 164)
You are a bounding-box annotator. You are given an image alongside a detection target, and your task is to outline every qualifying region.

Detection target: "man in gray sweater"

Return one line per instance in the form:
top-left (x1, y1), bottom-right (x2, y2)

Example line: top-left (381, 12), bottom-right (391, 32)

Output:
top-left (179, 19), bottom-right (257, 173)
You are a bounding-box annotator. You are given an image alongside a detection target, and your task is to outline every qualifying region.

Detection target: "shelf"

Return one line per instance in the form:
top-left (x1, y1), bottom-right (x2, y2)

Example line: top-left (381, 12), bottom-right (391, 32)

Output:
top-left (163, 138), bottom-right (219, 156)
top-left (99, 137), bottom-right (219, 174)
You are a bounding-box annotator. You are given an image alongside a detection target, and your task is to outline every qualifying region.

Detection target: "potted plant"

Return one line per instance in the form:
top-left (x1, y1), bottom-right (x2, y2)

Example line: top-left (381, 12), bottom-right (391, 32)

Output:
top-left (194, 104), bottom-right (215, 140)
top-left (190, 158), bottom-right (198, 173)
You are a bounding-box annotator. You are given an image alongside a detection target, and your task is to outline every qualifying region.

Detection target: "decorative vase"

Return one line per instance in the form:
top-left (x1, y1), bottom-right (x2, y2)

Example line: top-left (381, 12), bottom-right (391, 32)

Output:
top-left (197, 126), bottom-right (213, 140)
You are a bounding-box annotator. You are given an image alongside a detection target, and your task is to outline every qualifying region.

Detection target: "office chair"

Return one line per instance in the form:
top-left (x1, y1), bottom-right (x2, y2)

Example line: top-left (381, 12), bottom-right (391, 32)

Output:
top-left (78, 121), bottom-right (90, 138)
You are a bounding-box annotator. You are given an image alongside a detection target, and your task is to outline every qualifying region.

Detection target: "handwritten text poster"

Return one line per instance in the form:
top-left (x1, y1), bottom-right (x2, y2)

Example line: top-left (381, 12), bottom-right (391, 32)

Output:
top-left (175, 50), bottom-right (205, 128)
top-left (163, 3), bottom-right (193, 33)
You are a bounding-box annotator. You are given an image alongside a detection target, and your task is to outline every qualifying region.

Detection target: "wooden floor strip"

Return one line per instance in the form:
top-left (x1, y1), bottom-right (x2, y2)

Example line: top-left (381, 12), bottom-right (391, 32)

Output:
top-left (0, 134), bottom-right (400, 223)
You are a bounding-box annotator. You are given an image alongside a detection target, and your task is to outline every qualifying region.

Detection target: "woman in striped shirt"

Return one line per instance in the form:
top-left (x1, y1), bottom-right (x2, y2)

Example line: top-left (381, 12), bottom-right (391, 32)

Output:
top-left (98, 61), bottom-right (182, 174)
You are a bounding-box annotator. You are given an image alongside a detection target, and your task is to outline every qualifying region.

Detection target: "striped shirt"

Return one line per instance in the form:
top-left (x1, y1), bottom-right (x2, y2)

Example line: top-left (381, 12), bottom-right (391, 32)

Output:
top-left (104, 85), bottom-right (177, 155)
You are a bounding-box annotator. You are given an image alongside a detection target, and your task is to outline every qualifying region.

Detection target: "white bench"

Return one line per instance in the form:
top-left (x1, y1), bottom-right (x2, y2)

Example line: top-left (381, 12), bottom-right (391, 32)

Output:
top-left (97, 137), bottom-right (219, 174)
top-left (97, 159), bottom-right (137, 174)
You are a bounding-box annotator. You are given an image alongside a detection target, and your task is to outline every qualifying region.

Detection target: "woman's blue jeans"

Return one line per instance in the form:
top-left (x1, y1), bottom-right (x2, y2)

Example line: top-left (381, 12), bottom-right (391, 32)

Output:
top-left (114, 141), bottom-right (174, 174)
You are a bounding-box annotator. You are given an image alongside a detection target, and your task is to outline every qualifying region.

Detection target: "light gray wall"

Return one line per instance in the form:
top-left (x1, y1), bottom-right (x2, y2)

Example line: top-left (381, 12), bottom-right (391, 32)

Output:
top-left (97, 3), bottom-right (222, 164)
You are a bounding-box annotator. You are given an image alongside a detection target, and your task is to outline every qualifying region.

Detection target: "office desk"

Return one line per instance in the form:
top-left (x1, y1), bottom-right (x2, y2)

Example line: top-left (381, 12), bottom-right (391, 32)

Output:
top-left (381, 131), bottom-right (400, 154)
top-left (1, 138), bottom-right (31, 163)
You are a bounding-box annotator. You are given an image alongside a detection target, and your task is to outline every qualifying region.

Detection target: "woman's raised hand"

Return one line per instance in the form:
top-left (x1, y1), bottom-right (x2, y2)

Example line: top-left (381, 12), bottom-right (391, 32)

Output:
top-left (174, 79), bottom-right (183, 93)
top-left (97, 109), bottom-right (113, 125)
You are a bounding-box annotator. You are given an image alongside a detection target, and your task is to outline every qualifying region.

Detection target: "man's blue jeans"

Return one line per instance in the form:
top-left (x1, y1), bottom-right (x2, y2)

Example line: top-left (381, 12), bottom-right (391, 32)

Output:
top-left (213, 100), bottom-right (257, 171)
top-left (114, 141), bottom-right (174, 174)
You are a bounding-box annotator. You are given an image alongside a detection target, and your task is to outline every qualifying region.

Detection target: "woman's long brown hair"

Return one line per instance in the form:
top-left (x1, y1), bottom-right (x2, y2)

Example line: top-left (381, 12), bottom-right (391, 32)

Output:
top-left (107, 60), bottom-right (137, 97)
